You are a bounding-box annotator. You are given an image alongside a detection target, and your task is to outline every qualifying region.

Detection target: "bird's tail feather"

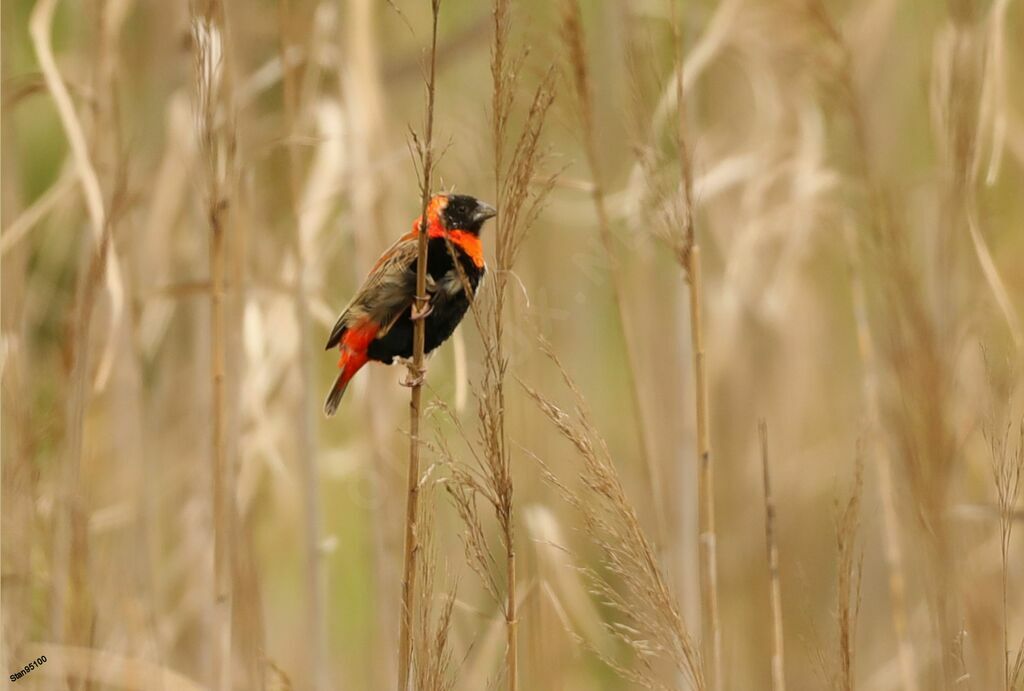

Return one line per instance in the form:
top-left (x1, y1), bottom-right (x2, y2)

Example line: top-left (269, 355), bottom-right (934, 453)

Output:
top-left (323, 349), bottom-right (368, 416)
top-left (323, 372), bottom-right (349, 417)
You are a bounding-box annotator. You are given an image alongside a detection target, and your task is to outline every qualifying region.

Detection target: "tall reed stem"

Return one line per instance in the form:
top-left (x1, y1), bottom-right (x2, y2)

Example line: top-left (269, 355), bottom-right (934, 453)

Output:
top-left (687, 246), bottom-right (721, 691)
top-left (805, 4), bottom-right (920, 687)
top-left (491, 3), bottom-right (516, 686)
top-left (666, 12), bottom-right (722, 685)
top-left (759, 420), bottom-right (786, 691)
top-left (190, 3), bottom-right (236, 688)
top-left (398, 2), bottom-right (440, 687)
top-left (506, 546), bottom-right (518, 690)
top-left (209, 176), bottom-right (231, 691)
top-left (29, 0), bottom-right (108, 666)
top-left (277, 2), bottom-right (328, 688)
top-left (209, 178), bottom-right (231, 691)
top-left (561, 0), bottom-right (666, 545)
top-left (845, 223), bottom-right (918, 691)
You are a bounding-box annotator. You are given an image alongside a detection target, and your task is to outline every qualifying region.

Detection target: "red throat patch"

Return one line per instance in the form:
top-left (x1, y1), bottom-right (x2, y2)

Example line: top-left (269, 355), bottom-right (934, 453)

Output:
top-left (437, 230), bottom-right (485, 268)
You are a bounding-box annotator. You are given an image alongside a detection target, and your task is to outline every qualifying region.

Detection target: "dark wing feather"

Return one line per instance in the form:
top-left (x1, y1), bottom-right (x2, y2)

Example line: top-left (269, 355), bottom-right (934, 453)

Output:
top-left (325, 313), bottom-right (349, 351)
top-left (325, 234), bottom-right (420, 350)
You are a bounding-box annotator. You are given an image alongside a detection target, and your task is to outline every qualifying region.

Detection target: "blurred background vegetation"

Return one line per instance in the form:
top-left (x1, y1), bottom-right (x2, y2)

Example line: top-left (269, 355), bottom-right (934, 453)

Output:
top-left (2, 0), bottom-right (1024, 689)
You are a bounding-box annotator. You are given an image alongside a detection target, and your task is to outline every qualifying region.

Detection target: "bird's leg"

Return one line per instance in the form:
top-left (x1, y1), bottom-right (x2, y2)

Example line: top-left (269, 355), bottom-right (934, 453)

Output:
top-left (397, 348), bottom-right (432, 387)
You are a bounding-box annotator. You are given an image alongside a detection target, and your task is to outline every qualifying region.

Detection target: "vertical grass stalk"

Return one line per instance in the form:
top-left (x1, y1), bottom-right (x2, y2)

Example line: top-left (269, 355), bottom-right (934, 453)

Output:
top-left (630, 13), bottom-right (722, 683)
top-left (844, 222), bottom-right (918, 691)
top-left (208, 125), bottom-right (232, 691)
top-left (834, 454), bottom-right (865, 691)
top-left (28, 0), bottom-right (111, 662)
top-left (439, 4), bottom-right (555, 687)
top-left (687, 246), bottom-right (721, 690)
top-left (278, 2), bottom-right (328, 688)
top-left (190, 3), bottom-right (237, 688)
top-left (759, 420), bottom-right (786, 691)
top-left (560, 0), bottom-right (666, 545)
top-left (989, 422), bottom-right (1023, 690)
top-left (804, 4), bottom-right (924, 687)
top-left (398, 2), bottom-right (441, 687)
top-left (666, 14), bottom-right (723, 684)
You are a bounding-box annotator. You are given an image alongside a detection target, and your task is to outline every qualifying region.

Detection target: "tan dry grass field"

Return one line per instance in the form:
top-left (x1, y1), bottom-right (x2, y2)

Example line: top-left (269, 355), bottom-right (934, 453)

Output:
top-left (2, 0), bottom-right (1024, 689)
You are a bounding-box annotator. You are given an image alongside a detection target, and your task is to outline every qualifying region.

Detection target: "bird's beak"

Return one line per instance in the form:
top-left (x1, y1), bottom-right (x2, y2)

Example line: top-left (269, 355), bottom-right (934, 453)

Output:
top-left (472, 201), bottom-right (497, 224)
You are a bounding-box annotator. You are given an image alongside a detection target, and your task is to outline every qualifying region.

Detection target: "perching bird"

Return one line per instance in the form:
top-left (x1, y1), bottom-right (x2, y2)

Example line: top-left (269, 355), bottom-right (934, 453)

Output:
top-left (323, 193), bottom-right (496, 415)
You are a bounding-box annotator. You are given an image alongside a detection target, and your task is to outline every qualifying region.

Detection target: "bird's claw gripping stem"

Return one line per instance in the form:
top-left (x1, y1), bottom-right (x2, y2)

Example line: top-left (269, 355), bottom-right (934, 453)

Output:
top-left (400, 299), bottom-right (431, 386)
top-left (410, 300), bottom-right (433, 321)
top-left (400, 367), bottom-right (426, 388)
top-left (398, 357), bottom-right (427, 388)
top-left (401, 373), bottom-right (425, 388)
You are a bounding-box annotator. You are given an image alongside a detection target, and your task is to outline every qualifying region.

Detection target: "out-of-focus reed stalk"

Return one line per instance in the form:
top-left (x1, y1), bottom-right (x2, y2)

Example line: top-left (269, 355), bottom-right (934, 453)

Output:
top-left (342, 0), bottom-right (397, 684)
top-left (936, 1), bottom-right (1021, 351)
top-left (28, 0), bottom-right (120, 675)
top-left (667, 11), bottom-right (722, 686)
top-left (52, 197), bottom-right (113, 688)
top-left (93, 0), bottom-right (167, 672)
top-left (844, 223), bottom-right (918, 691)
top-left (834, 454), bottom-right (864, 691)
top-left (841, 180), bottom-right (918, 691)
top-left (935, 15), bottom-right (1024, 683)
top-left (0, 163), bottom-right (76, 257)
top-left (559, 0), bottom-right (666, 546)
top-left (759, 421), bottom-right (786, 691)
top-left (342, 0), bottom-right (397, 682)
top-left (189, 2), bottom-right (237, 688)
top-left (277, 2), bottom-right (328, 689)
top-left (399, 2), bottom-right (441, 687)
top-left (0, 254), bottom-right (34, 673)
top-left (803, 3), bottom-right (923, 688)
top-left (28, 0), bottom-right (125, 391)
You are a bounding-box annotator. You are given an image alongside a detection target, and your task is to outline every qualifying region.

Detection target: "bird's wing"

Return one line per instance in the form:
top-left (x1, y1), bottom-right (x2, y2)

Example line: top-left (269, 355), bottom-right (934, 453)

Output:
top-left (325, 233), bottom-right (421, 350)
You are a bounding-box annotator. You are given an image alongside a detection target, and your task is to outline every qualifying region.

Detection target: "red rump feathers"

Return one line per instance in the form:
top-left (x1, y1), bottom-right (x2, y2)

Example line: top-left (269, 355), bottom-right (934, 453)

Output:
top-left (323, 321), bottom-right (378, 416)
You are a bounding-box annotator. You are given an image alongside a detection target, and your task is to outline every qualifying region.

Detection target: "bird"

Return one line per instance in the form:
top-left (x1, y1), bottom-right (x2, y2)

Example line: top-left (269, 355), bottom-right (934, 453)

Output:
top-left (323, 193), bottom-right (497, 415)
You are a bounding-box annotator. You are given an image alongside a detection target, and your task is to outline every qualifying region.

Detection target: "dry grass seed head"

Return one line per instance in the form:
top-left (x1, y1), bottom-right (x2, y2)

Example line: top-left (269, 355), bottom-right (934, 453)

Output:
top-left (519, 338), bottom-right (704, 689)
top-left (413, 476), bottom-right (458, 691)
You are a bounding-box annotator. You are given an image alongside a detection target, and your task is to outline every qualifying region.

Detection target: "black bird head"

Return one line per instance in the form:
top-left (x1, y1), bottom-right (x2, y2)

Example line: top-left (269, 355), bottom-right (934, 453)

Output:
top-left (440, 194), bottom-right (497, 235)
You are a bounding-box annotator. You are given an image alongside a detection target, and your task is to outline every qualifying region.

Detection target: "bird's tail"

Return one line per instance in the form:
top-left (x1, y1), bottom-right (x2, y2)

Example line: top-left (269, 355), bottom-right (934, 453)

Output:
top-left (324, 348), bottom-right (369, 416)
